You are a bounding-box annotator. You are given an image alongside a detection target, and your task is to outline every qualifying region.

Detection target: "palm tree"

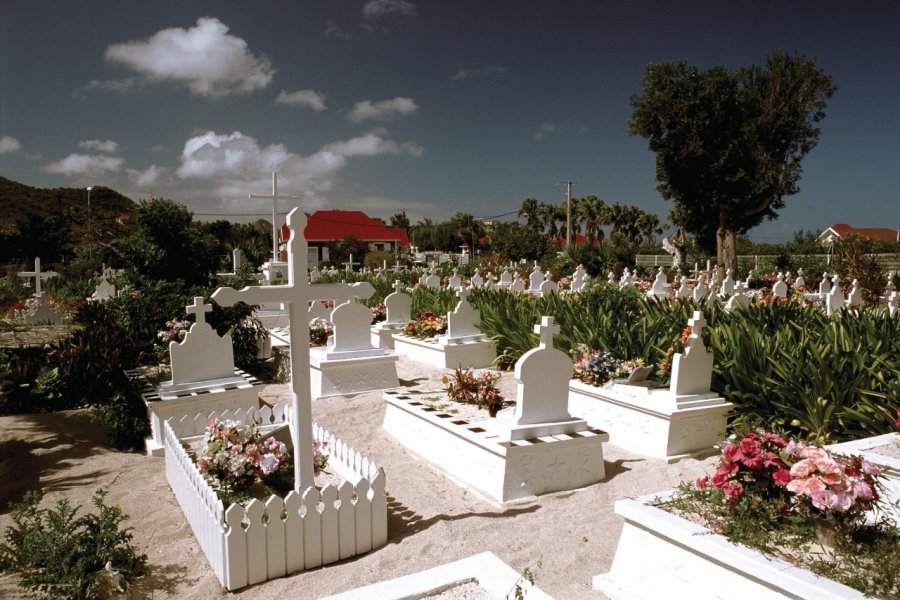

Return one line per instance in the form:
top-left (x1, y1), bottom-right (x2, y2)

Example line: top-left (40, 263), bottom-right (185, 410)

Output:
top-left (517, 197), bottom-right (542, 231)
top-left (576, 195), bottom-right (607, 246)
top-left (538, 202), bottom-right (563, 240)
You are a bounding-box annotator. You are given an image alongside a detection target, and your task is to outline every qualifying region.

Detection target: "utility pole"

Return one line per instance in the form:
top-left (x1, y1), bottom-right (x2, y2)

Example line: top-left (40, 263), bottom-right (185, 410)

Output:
top-left (565, 180), bottom-right (574, 248)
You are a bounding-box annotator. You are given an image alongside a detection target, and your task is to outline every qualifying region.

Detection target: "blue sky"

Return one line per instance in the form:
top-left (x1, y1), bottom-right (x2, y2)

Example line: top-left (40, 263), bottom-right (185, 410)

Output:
top-left (1, 0), bottom-right (898, 242)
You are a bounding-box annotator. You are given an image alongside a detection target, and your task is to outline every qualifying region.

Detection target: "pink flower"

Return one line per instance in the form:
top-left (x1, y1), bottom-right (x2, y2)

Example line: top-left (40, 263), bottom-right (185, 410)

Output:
top-left (721, 443), bottom-right (741, 464)
top-left (723, 480), bottom-right (744, 501)
top-left (790, 459), bottom-right (816, 478)
top-left (787, 476), bottom-right (826, 496)
top-left (851, 480), bottom-right (875, 502)
top-left (259, 453), bottom-right (279, 476)
top-left (772, 469), bottom-right (792, 487)
top-left (801, 446), bottom-right (828, 461)
top-left (763, 432), bottom-right (788, 448)
top-left (739, 437), bottom-right (762, 457)
top-left (859, 458), bottom-right (881, 477)
top-left (696, 476), bottom-right (709, 490)
top-left (814, 457), bottom-right (843, 475)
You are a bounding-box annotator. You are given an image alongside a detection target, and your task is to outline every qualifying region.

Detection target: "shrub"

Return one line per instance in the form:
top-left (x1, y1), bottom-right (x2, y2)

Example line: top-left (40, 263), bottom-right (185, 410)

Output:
top-left (93, 384), bottom-right (150, 452)
top-left (0, 488), bottom-right (148, 600)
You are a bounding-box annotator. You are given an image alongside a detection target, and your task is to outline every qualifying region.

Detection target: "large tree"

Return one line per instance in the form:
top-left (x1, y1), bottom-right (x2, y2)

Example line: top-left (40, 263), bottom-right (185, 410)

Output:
top-left (628, 50), bottom-right (836, 274)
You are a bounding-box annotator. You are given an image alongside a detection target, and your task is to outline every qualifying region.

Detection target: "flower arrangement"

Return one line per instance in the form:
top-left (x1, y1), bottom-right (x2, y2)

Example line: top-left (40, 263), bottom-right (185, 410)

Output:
top-left (404, 311), bottom-right (448, 339)
top-left (309, 317), bottom-right (333, 346)
top-left (572, 347), bottom-right (645, 387)
top-left (155, 318), bottom-right (192, 363)
top-left (370, 303), bottom-right (386, 324)
top-left (192, 418), bottom-right (329, 506)
top-left (441, 367), bottom-right (504, 414)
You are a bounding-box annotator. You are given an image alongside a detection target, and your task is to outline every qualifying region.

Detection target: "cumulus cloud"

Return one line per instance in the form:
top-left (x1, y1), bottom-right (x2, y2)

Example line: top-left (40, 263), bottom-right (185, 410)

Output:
top-left (452, 64), bottom-right (507, 81)
top-left (363, 0), bottom-right (416, 19)
top-left (104, 17), bottom-right (274, 97)
top-left (347, 97), bottom-right (418, 123)
top-left (0, 136), bottom-right (22, 154)
top-left (175, 129), bottom-right (422, 204)
top-left (79, 139), bottom-right (119, 153)
top-left (43, 153), bottom-right (124, 175)
top-left (534, 122), bottom-right (556, 141)
top-left (275, 89), bottom-right (327, 111)
top-left (128, 164), bottom-right (166, 186)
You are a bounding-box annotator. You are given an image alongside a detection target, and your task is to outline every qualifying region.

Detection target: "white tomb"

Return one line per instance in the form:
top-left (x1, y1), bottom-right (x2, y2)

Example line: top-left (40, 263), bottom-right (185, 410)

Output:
top-left (384, 316), bottom-right (608, 504)
top-left (794, 268), bottom-right (806, 290)
top-left (371, 280), bottom-right (412, 349)
top-left (568, 311), bottom-right (732, 461)
top-left (846, 279), bottom-right (862, 310)
top-left (772, 272), bottom-right (788, 299)
top-left (310, 298), bottom-right (399, 398)
top-left (392, 287), bottom-right (496, 369)
top-left (538, 278), bottom-right (558, 296)
top-left (570, 264), bottom-right (588, 292)
top-left (528, 265), bottom-right (545, 294)
top-left (135, 296), bottom-right (262, 456)
top-left (826, 275), bottom-right (845, 316)
top-left (509, 276), bottom-right (525, 293)
top-left (498, 269), bottom-right (513, 288)
top-left (447, 269), bottom-right (463, 290)
top-left (18, 257), bottom-right (63, 325)
top-left (422, 270), bottom-right (441, 289)
top-left (647, 267), bottom-right (668, 298)
top-left (470, 268), bottom-right (484, 289)
top-left (692, 276), bottom-right (709, 302)
top-left (675, 276), bottom-right (690, 300)
top-left (90, 265), bottom-right (117, 301)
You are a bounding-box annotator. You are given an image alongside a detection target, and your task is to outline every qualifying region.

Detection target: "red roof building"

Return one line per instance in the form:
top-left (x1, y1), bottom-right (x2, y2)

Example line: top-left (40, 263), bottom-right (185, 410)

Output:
top-left (819, 223), bottom-right (899, 245)
top-left (281, 210), bottom-right (410, 265)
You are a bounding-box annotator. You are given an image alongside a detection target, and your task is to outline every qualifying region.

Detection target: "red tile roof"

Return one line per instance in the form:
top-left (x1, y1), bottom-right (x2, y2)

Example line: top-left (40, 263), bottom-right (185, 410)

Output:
top-left (281, 210), bottom-right (410, 246)
top-left (824, 224), bottom-right (898, 243)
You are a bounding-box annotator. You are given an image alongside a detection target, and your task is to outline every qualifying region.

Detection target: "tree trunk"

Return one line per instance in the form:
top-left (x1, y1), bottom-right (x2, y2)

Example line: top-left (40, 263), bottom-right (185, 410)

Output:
top-left (716, 214), bottom-right (738, 278)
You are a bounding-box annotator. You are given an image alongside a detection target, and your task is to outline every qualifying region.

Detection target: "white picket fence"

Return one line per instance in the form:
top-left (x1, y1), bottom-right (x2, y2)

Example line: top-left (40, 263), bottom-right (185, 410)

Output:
top-left (164, 406), bottom-right (388, 591)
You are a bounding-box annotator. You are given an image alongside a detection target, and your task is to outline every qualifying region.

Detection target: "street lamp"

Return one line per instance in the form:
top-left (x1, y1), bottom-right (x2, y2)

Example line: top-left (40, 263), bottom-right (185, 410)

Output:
top-left (86, 186), bottom-right (93, 260)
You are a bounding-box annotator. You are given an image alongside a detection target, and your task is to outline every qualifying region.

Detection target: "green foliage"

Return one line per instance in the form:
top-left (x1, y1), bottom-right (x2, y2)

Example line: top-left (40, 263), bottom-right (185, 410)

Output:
top-left (487, 221), bottom-right (550, 263)
top-left (364, 250), bottom-right (395, 270)
top-left (0, 488), bottom-right (148, 600)
top-left (93, 388), bottom-right (150, 451)
top-left (629, 50), bottom-right (837, 268)
top-left (833, 234), bottom-right (887, 306)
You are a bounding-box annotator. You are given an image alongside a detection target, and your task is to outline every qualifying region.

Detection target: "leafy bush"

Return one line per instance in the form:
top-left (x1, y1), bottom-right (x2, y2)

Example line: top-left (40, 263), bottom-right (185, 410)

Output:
top-left (93, 386), bottom-right (150, 451)
top-left (0, 488), bottom-right (148, 600)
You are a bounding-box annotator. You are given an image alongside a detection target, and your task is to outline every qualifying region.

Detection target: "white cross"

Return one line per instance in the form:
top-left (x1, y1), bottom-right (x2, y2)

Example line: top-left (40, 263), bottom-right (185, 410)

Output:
top-left (688, 311), bottom-right (707, 340)
top-left (249, 172), bottom-right (303, 262)
top-left (343, 254), bottom-right (360, 273)
top-left (212, 208), bottom-right (374, 491)
top-left (18, 257), bottom-right (57, 297)
top-left (534, 316), bottom-right (560, 349)
top-left (185, 296), bottom-right (212, 325)
top-left (393, 280), bottom-right (404, 294)
top-left (456, 286), bottom-right (469, 303)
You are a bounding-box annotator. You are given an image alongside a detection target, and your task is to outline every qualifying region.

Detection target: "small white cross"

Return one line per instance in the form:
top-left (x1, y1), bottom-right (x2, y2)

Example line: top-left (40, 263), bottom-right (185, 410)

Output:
top-left (534, 316), bottom-right (560, 349)
top-left (18, 257), bottom-right (57, 297)
top-left (393, 280), bottom-right (404, 294)
top-left (343, 254), bottom-right (360, 272)
top-left (456, 286), bottom-right (469, 303)
top-left (688, 311), bottom-right (707, 339)
top-left (185, 296), bottom-right (212, 325)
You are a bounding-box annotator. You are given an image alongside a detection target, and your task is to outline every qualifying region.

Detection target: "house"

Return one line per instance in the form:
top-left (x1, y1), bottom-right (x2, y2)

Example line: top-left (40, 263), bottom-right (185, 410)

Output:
top-left (818, 224), bottom-right (899, 246)
top-left (281, 210), bottom-right (410, 265)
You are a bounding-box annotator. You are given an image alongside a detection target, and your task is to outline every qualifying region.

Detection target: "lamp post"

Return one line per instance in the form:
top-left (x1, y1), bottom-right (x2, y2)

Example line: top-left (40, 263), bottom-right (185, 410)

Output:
top-left (86, 186), bottom-right (93, 260)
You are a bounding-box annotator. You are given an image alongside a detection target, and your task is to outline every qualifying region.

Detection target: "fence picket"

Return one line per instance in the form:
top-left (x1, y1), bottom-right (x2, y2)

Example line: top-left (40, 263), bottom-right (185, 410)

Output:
top-left (302, 487), bottom-right (323, 569)
top-left (320, 485), bottom-right (340, 564)
top-left (224, 505), bottom-right (248, 590)
top-left (370, 469), bottom-right (388, 547)
top-left (245, 500), bottom-right (267, 585)
top-left (337, 481), bottom-right (356, 559)
top-left (283, 492), bottom-right (304, 574)
top-left (354, 478), bottom-right (372, 553)
top-left (265, 496), bottom-right (287, 579)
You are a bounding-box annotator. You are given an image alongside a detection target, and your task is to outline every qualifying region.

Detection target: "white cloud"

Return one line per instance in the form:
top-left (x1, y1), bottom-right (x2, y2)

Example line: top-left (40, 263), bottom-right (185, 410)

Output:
top-left (104, 17), bottom-right (274, 98)
top-left (275, 89), bottom-right (327, 111)
top-left (72, 78), bottom-right (139, 98)
top-left (452, 64), bottom-right (507, 81)
top-left (0, 136), bottom-right (22, 154)
top-left (79, 139), bottom-right (119, 153)
top-left (324, 20), bottom-right (352, 39)
top-left (128, 164), bottom-right (166, 186)
top-left (43, 153), bottom-right (124, 175)
top-left (175, 129), bottom-right (422, 205)
top-left (534, 122), bottom-right (556, 141)
top-left (347, 97), bottom-right (418, 123)
top-left (363, 0), bottom-right (416, 19)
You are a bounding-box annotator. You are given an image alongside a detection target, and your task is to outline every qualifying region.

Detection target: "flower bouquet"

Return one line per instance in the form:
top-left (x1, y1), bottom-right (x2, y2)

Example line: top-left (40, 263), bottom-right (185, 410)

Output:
top-left (441, 367), bottom-right (504, 416)
top-left (404, 311), bottom-right (448, 339)
top-left (309, 317), bottom-right (333, 346)
top-left (572, 347), bottom-right (646, 387)
top-left (192, 418), bottom-right (329, 506)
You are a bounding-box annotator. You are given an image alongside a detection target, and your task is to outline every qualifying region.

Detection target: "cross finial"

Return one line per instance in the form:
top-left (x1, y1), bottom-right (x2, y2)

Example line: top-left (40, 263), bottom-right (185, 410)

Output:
top-left (393, 280), bottom-right (404, 294)
top-left (185, 296), bottom-right (212, 325)
top-left (456, 286), bottom-right (469, 302)
top-left (534, 316), bottom-right (560, 349)
top-left (688, 310), bottom-right (707, 339)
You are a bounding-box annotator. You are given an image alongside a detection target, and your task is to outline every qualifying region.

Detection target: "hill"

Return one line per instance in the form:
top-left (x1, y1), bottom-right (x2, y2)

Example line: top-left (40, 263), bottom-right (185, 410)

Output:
top-left (0, 177), bottom-right (136, 265)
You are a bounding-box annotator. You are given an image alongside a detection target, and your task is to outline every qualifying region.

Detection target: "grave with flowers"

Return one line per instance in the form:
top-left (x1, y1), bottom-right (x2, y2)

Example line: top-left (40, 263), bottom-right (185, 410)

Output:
top-left (384, 316), bottom-right (608, 504)
top-left (127, 296), bottom-right (264, 456)
top-left (568, 310), bottom-right (733, 461)
top-left (163, 207), bottom-right (388, 590)
top-left (392, 287), bottom-right (496, 369)
top-left (594, 429), bottom-right (896, 599)
top-left (370, 280), bottom-right (412, 349)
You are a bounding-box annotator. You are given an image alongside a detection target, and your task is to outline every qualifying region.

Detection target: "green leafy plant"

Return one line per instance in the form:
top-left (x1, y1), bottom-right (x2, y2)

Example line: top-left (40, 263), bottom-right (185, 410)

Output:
top-left (0, 488), bottom-right (148, 600)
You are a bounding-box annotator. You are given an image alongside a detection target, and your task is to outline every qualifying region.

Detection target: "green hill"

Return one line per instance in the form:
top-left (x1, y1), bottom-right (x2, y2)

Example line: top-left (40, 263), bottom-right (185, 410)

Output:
top-left (0, 177), bottom-right (136, 265)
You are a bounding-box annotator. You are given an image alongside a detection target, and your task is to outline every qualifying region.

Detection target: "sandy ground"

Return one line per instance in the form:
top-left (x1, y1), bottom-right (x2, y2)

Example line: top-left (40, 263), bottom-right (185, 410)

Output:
top-left (0, 356), bottom-right (719, 600)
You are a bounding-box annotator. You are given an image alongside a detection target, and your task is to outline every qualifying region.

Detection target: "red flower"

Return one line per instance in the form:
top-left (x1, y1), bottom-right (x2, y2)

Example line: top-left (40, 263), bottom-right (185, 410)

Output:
top-left (895, 409), bottom-right (900, 432)
top-left (723, 480), bottom-right (744, 501)
top-left (772, 469), bottom-right (793, 487)
top-left (696, 476), bottom-right (709, 490)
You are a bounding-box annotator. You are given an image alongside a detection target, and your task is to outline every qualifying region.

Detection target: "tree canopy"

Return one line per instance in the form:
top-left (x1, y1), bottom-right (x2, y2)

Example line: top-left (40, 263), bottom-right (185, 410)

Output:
top-left (628, 49), bottom-right (836, 272)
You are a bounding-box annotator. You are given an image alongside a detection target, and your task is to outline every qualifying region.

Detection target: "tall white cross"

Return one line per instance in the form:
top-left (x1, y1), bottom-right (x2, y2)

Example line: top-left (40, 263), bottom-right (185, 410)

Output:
top-left (18, 257), bottom-right (57, 297)
top-left (185, 296), bottom-right (212, 325)
top-left (249, 172), bottom-right (303, 262)
top-left (212, 208), bottom-right (374, 491)
top-left (343, 254), bottom-right (360, 273)
top-left (535, 316), bottom-right (560, 349)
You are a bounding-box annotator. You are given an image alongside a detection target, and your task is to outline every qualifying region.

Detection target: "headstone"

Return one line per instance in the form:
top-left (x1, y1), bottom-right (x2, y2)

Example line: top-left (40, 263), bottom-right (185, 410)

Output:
top-left (510, 277), bottom-right (525, 293)
top-left (570, 265), bottom-right (588, 292)
top-left (794, 268), bottom-right (805, 290)
top-left (619, 268), bottom-right (632, 287)
top-left (692, 276), bottom-right (708, 302)
top-left (439, 287), bottom-right (485, 344)
top-left (826, 275), bottom-right (845, 316)
top-left (607, 271), bottom-right (616, 285)
top-left (502, 316), bottom-right (586, 440)
top-left (818, 273), bottom-right (831, 296)
top-left (647, 267), bottom-right (668, 297)
top-left (18, 257), bottom-right (62, 325)
top-left (529, 266), bottom-right (545, 294)
top-left (448, 269), bottom-right (463, 291)
top-left (164, 297), bottom-right (239, 388)
top-left (309, 266), bottom-right (321, 282)
top-left (539, 278), bottom-right (558, 296)
top-left (669, 311), bottom-right (714, 397)
top-left (888, 291), bottom-right (899, 318)
top-left (846, 279), bottom-right (861, 309)
top-left (423, 270), bottom-right (441, 289)
top-left (18, 257), bottom-right (57, 298)
top-left (325, 300), bottom-right (384, 359)
top-left (676, 276), bottom-right (690, 299)
top-left (383, 280), bottom-right (412, 325)
top-left (499, 269), bottom-right (513, 288)
top-left (720, 269), bottom-right (735, 295)
top-left (470, 268), bottom-right (484, 289)
top-left (91, 266), bottom-right (116, 301)
top-left (772, 273), bottom-right (788, 299)
top-left (724, 285), bottom-right (749, 311)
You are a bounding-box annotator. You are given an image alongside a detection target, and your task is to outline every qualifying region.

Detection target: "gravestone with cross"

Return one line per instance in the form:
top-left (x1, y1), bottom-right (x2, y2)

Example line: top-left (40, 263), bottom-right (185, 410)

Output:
top-left (846, 279), bottom-right (862, 309)
top-left (720, 269), bottom-right (736, 296)
top-left (647, 267), bottom-right (668, 297)
top-left (826, 275), bottom-right (845, 316)
top-left (676, 276), bottom-right (691, 299)
top-left (669, 311), bottom-right (714, 397)
top-left (503, 316), bottom-right (587, 440)
top-left (18, 257), bottom-right (62, 325)
top-left (423, 270), bottom-right (441, 289)
top-left (470, 268), bottom-right (484, 289)
top-left (213, 208), bottom-right (374, 491)
top-left (794, 268), bottom-right (806, 290)
top-left (448, 269), bottom-right (463, 291)
top-left (772, 273), bottom-right (788, 299)
top-left (819, 273), bottom-right (832, 296)
top-left (499, 269), bottom-right (513, 288)
top-left (383, 280), bottom-right (412, 326)
top-left (692, 275), bottom-right (708, 302)
top-left (509, 275), bottom-right (525, 293)
top-left (91, 265), bottom-right (117, 302)
top-left (539, 277), bottom-right (558, 296)
top-left (18, 257), bottom-right (57, 298)
top-left (529, 266), bottom-right (545, 294)
top-left (439, 287), bottom-right (485, 344)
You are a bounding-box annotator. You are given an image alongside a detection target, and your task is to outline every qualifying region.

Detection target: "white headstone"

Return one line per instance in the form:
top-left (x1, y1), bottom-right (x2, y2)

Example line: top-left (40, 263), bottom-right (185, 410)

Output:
top-left (888, 291), bottom-right (899, 318)
top-left (794, 268), bottom-right (805, 290)
top-left (720, 269), bottom-right (735, 295)
top-left (423, 271), bottom-right (441, 289)
top-left (529, 266), bottom-right (545, 293)
top-left (539, 278), bottom-right (558, 296)
top-left (676, 276), bottom-right (691, 299)
top-left (669, 311), bottom-right (714, 397)
top-left (309, 266), bottom-right (321, 282)
top-left (772, 273), bottom-right (788, 299)
top-left (647, 267), bottom-right (668, 297)
top-left (692, 276), bottom-right (708, 302)
top-left (826, 275), bottom-right (844, 316)
top-left (168, 297), bottom-right (236, 385)
top-left (326, 300), bottom-right (383, 358)
top-left (607, 271), bottom-right (616, 285)
top-left (510, 277), bottom-right (525, 293)
top-left (846, 279), bottom-right (861, 309)
top-left (470, 268), bottom-right (484, 289)
top-left (818, 273), bottom-right (831, 296)
top-left (448, 269), bottom-right (463, 291)
top-left (384, 280), bottom-right (412, 325)
top-left (440, 287), bottom-right (484, 343)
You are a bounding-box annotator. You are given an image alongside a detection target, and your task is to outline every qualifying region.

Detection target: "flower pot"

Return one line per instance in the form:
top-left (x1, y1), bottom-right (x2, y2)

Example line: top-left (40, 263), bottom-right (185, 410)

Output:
top-left (488, 404), bottom-right (500, 418)
top-left (810, 515), bottom-right (839, 551)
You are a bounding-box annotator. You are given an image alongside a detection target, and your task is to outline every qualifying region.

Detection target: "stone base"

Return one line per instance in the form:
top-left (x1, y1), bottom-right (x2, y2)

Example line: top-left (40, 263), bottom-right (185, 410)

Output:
top-left (310, 347), bottom-right (399, 398)
top-left (383, 391), bottom-right (608, 504)
top-left (370, 324), bottom-right (404, 349)
top-left (391, 334), bottom-right (496, 369)
top-left (126, 368), bottom-right (263, 457)
top-left (594, 492), bottom-right (863, 599)
top-left (568, 379), bottom-right (732, 462)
